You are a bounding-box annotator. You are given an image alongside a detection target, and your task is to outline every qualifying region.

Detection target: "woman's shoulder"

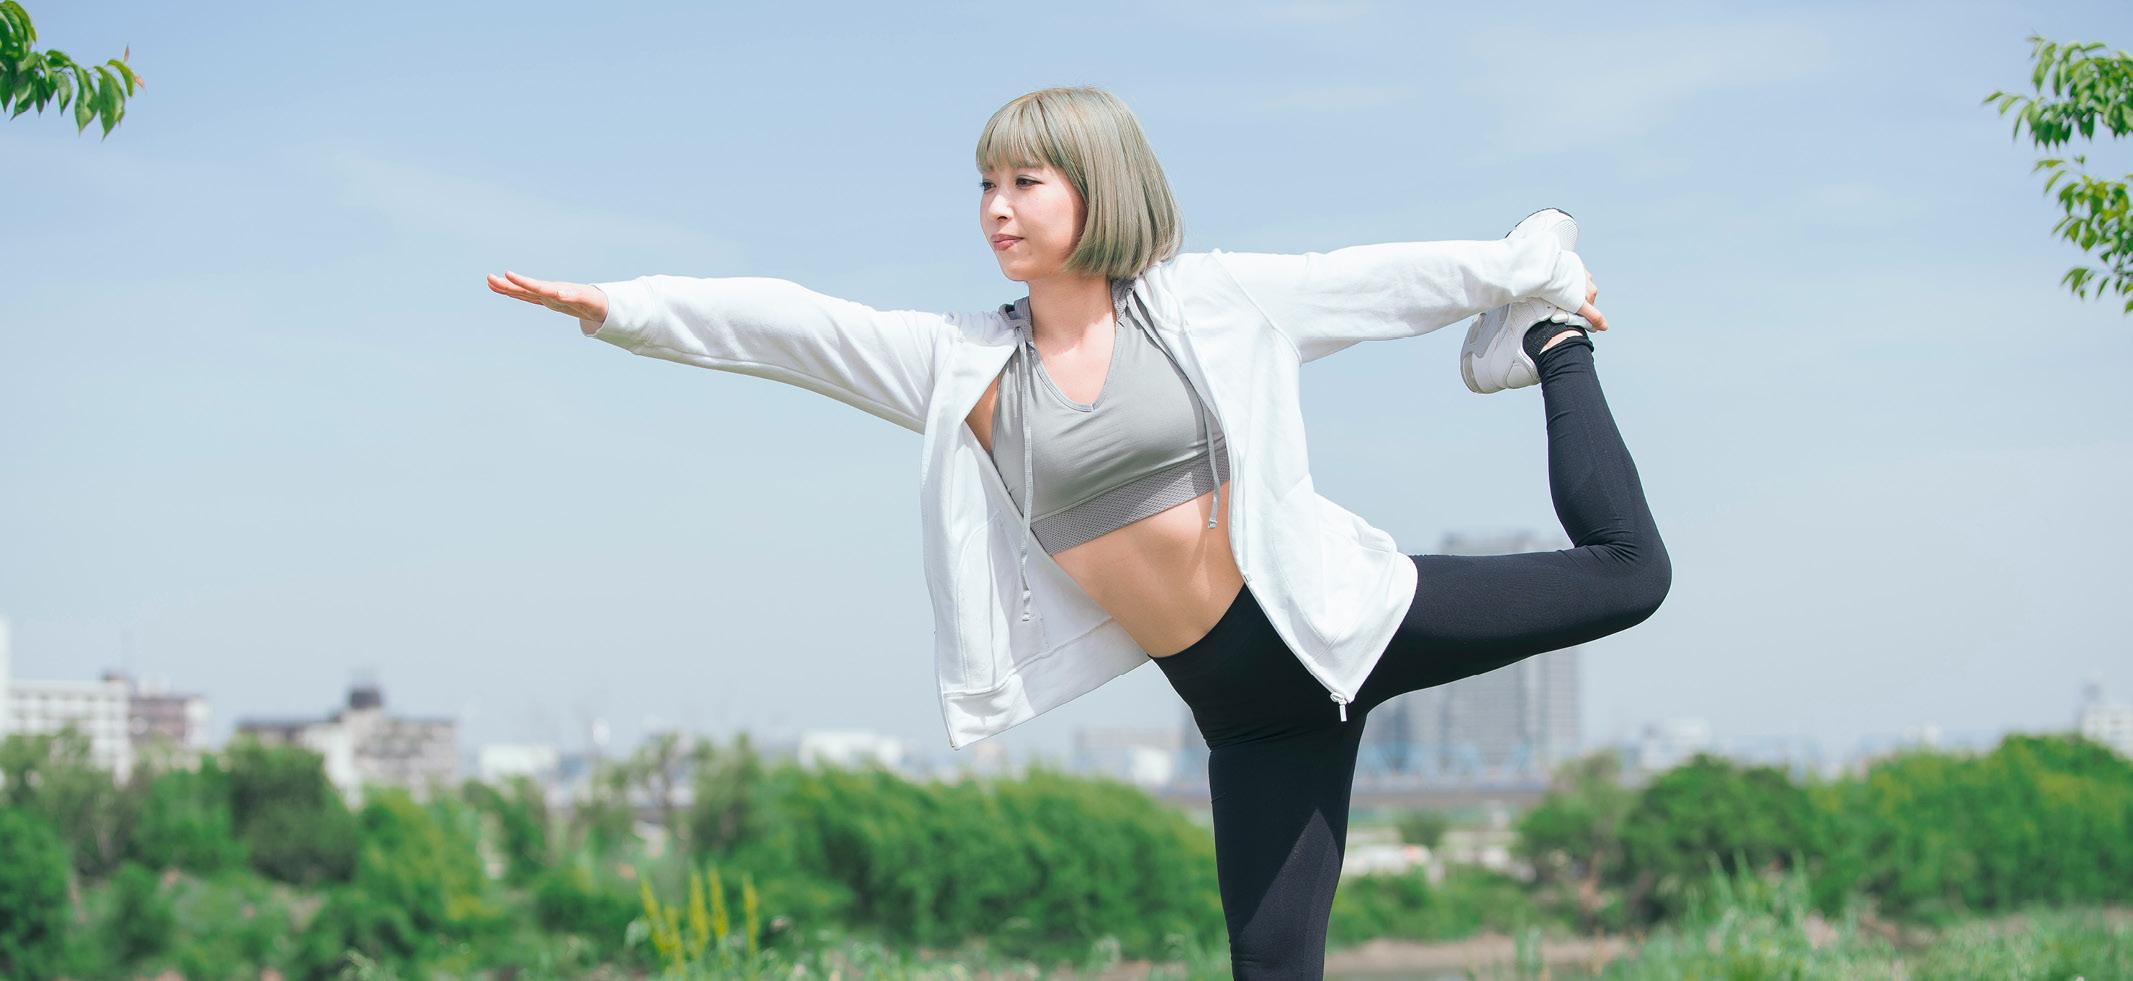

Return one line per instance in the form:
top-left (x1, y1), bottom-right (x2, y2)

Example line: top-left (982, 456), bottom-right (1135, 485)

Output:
top-left (1133, 252), bottom-right (1259, 311)
top-left (935, 301), bottom-right (1022, 348)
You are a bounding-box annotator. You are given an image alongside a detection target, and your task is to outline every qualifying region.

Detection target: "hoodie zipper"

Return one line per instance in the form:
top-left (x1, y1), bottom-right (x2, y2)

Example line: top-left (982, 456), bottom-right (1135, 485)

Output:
top-left (1130, 286), bottom-right (1359, 723)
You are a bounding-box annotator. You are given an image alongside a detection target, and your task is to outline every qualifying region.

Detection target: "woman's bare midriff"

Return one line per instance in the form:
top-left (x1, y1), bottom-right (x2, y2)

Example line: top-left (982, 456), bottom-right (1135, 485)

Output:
top-left (1051, 483), bottom-right (1243, 657)
top-left (968, 378), bottom-right (1244, 658)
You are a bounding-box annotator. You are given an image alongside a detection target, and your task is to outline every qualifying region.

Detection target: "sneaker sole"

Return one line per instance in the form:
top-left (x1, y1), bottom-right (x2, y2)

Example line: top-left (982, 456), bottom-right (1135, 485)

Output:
top-left (1460, 209), bottom-right (1578, 393)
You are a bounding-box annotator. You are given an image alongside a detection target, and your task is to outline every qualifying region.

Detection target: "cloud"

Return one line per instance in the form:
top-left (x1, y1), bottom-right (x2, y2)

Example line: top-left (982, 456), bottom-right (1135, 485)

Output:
top-left (1467, 19), bottom-right (1832, 147)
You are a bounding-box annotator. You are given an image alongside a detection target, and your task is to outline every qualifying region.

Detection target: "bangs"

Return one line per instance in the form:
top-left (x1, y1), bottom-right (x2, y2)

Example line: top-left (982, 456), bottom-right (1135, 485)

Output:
top-left (974, 97), bottom-right (1063, 174)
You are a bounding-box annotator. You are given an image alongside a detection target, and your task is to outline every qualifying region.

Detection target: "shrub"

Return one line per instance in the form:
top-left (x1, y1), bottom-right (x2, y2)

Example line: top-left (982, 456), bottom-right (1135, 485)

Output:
top-left (0, 727), bottom-right (133, 877)
top-left (129, 759), bottom-right (246, 876)
top-left (751, 764), bottom-right (1221, 960)
top-left (532, 859), bottom-right (639, 946)
top-left (106, 861), bottom-right (178, 965)
top-left (1620, 753), bottom-right (1816, 921)
top-left (225, 738), bottom-right (357, 885)
top-left (0, 807), bottom-right (73, 980)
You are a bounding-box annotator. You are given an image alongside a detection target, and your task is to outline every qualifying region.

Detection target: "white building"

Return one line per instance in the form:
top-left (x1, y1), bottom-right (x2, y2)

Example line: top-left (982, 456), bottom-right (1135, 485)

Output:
top-left (797, 729), bottom-right (909, 771)
top-left (478, 742), bottom-right (562, 785)
top-left (238, 682), bottom-right (458, 801)
top-left (2077, 681), bottom-right (2133, 759)
top-left (1, 616), bottom-right (211, 777)
top-left (1633, 717), bottom-right (1712, 775)
top-left (7, 672), bottom-right (134, 775)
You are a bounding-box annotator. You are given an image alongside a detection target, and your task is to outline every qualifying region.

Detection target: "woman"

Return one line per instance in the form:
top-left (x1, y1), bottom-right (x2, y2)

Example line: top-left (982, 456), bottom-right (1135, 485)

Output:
top-left (489, 86), bottom-right (1668, 980)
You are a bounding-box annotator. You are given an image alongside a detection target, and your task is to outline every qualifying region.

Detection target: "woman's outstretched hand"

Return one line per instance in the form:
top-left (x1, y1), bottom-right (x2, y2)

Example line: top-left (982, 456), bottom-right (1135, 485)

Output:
top-left (1575, 271), bottom-right (1607, 331)
top-left (487, 272), bottom-right (609, 329)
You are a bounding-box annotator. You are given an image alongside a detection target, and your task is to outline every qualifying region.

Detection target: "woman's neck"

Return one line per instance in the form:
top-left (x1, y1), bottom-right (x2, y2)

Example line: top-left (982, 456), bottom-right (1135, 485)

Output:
top-left (1025, 272), bottom-right (1115, 352)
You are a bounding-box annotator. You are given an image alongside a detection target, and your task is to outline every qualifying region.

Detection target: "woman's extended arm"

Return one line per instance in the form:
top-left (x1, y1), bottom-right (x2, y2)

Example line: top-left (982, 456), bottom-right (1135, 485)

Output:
top-left (489, 271), bottom-right (946, 432)
top-left (1206, 234), bottom-right (1599, 363)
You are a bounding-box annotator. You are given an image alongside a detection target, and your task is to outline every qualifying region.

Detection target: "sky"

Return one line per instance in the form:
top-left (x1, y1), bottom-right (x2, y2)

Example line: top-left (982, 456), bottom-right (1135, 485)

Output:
top-left (3, 0), bottom-right (2131, 766)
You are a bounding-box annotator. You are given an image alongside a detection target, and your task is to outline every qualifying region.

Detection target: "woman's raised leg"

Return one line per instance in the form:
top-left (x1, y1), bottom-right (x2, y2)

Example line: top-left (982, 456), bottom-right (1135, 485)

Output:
top-left (1355, 324), bottom-right (1670, 710)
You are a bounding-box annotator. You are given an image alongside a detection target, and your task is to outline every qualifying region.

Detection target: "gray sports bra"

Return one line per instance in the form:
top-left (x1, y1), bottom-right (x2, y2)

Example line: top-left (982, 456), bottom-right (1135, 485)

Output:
top-left (989, 284), bottom-right (1228, 556)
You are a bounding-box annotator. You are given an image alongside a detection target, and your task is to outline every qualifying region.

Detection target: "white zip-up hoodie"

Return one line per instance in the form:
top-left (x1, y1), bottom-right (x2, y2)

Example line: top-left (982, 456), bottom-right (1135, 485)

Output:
top-left (581, 235), bottom-right (1588, 749)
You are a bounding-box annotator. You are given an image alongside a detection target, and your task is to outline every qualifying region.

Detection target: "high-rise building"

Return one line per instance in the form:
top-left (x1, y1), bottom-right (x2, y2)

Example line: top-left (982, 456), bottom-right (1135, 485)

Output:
top-left (1358, 532), bottom-right (1583, 784)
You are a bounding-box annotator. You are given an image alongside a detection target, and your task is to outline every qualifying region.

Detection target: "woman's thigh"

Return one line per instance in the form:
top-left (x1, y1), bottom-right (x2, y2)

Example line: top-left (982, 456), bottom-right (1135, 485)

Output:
top-left (1354, 550), bottom-right (1666, 714)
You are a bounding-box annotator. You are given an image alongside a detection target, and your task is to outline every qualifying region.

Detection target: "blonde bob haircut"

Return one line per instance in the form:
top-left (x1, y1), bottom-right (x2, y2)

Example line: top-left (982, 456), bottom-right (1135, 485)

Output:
top-left (976, 87), bottom-right (1183, 280)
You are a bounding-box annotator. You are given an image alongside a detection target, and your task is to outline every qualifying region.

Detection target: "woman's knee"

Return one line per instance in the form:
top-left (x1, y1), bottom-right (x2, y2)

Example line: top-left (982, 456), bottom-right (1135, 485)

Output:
top-left (1623, 538), bottom-right (1671, 624)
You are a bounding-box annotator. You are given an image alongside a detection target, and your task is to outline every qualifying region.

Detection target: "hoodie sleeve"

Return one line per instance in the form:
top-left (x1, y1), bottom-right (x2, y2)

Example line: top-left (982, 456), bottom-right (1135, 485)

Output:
top-left (1207, 236), bottom-right (1588, 363)
top-left (580, 275), bottom-right (946, 432)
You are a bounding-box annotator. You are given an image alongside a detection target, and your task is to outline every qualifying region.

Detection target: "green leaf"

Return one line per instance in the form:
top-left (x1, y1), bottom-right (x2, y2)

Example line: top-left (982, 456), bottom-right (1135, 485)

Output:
top-left (70, 68), bottom-right (89, 130)
top-left (94, 66), bottom-right (117, 136)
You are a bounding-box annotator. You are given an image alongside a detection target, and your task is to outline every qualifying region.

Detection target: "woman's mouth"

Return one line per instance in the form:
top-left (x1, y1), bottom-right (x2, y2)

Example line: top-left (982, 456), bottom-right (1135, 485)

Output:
top-left (991, 236), bottom-right (1021, 252)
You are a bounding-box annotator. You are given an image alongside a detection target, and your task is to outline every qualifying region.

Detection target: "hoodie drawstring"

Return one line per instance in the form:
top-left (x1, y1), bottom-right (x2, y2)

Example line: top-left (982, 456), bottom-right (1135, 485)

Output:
top-left (1017, 321), bottom-right (1036, 622)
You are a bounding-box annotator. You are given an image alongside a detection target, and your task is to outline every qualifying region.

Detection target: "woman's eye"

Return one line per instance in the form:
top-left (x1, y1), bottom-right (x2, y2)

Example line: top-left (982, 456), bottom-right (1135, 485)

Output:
top-left (1016, 176), bottom-right (1037, 186)
top-left (979, 181), bottom-right (994, 190)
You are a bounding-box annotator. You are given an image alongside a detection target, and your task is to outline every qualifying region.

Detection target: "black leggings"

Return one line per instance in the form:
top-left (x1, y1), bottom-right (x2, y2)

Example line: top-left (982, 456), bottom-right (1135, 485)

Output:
top-left (1154, 333), bottom-right (1670, 980)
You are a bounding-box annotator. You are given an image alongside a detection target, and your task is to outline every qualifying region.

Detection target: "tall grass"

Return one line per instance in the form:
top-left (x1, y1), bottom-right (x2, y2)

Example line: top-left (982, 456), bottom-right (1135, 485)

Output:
top-left (1587, 856), bottom-right (2131, 981)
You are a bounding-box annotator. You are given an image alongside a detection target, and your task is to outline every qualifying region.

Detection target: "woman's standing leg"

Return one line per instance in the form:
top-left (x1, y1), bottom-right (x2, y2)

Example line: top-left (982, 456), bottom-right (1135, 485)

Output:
top-left (1204, 722), bottom-right (1368, 981)
top-left (1357, 324), bottom-right (1671, 708)
top-left (1157, 590), bottom-right (1372, 981)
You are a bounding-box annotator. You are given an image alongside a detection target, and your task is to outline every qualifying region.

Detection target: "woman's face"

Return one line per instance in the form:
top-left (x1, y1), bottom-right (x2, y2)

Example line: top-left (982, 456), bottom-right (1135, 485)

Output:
top-left (979, 162), bottom-right (1083, 282)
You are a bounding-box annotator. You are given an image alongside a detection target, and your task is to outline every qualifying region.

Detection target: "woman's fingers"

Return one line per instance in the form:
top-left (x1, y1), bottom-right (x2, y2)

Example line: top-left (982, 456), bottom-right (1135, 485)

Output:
top-left (488, 272), bottom-right (609, 325)
top-left (487, 274), bottom-right (549, 305)
top-left (1576, 302), bottom-right (1608, 332)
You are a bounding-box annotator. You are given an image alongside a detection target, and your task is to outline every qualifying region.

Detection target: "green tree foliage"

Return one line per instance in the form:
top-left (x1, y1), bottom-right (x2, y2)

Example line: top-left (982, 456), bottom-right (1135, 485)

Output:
top-left (531, 856), bottom-right (640, 949)
top-left (753, 764), bottom-right (1221, 960)
top-left (129, 758), bottom-right (246, 876)
top-left (1328, 866), bottom-right (1543, 947)
top-left (1506, 732), bottom-right (2133, 932)
top-left (0, 807), bottom-right (72, 980)
top-left (104, 860), bottom-right (177, 966)
top-left (1392, 808), bottom-right (1451, 850)
top-left (162, 874), bottom-right (292, 981)
top-left (461, 774), bottom-right (552, 886)
top-left (688, 732), bottom-right (768, 857)
top-left (224, 737), bottom-right (358, 885)
top-left (296, 789), bottom-right (506, 979)
top-left (1812, 734), bottom-right (2133, 921)
top-left (1515, 750), bottom-right (1638, 931)
top-left (1619, 753), bottom-right (1817, 920)
top-left (570, 758), bottom-right (643, 859)
top-left (0, 726), bottom-right (132, 876)
top-left (0, 1), bottom-right (144, 136)
top-left (1986, 36), bottom-right (2133, 312)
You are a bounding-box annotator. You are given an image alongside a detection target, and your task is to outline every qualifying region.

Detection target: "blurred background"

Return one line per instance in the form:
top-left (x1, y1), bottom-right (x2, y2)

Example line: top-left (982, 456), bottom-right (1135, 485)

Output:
top-left (3, 2), bottom-right (2131, 977)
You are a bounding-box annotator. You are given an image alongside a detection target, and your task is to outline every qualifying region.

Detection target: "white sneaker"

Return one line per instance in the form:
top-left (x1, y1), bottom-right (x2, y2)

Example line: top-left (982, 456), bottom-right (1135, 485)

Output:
top-left (1460, 209), bottom-right (1590, 394)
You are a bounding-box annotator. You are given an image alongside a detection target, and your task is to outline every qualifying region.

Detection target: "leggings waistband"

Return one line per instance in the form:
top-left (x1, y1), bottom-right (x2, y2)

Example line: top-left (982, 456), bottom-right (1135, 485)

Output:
top-left (1153, 583), bottom-right (1355, 748)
